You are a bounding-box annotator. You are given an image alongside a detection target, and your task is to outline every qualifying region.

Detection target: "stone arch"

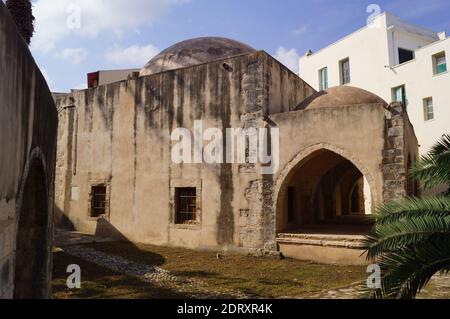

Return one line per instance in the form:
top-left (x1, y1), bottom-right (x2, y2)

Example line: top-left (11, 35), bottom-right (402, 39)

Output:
top-left (273, 143), bottom-right (375, 232)
top-left (14, 148), bottom-right (51, 299)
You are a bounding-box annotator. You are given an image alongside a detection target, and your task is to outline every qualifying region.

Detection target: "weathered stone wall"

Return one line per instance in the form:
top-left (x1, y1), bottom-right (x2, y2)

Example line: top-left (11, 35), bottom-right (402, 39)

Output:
top-left (269, 102), bottom-right (418, 243)
top-left (264, 54), bottom-right (316, 114)
top-left (0, 2), bottom-right (58, 298)
top-left (54, 43), bottom-right (418, 262)
top-left (55, 51), bottom-right (314, 252)
top-left (54, 95), bottom-right (76, 228)
top-left (381, 102), bottom-right (419, 201)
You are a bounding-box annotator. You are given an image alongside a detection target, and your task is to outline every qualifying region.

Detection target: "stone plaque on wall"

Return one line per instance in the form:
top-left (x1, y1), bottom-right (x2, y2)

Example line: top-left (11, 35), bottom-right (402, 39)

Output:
top-left (71, 187), bottom-right (80, 201)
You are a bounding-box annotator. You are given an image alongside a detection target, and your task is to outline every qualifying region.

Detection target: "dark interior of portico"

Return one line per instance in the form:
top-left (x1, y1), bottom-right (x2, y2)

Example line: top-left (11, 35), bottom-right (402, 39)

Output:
top-left (278, 149), bottom-right (373, 235)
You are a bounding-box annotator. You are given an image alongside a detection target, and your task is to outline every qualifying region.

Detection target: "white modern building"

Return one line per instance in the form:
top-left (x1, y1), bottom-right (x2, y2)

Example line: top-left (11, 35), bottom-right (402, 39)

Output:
top-left (299, 12), bottom-right (449, 154)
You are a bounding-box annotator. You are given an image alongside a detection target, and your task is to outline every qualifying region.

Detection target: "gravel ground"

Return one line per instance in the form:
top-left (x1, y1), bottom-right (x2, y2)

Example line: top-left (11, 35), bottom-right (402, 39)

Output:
top-left (310, 275), bottom-right (450, 299)
top-left (57, 230), bottom-right (450, 299)
top-left (63, 245), bottom-right (250, 299)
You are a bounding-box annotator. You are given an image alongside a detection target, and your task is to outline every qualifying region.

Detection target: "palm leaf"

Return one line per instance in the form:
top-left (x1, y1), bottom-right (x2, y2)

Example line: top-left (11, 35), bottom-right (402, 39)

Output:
top-left (363, 135), bottom-right (450, 299)
top-left (363, 196), bottom-right (450, 258)
top-left (374, 196), bottom-right (450, 225)
top-left (428, 134), bottom-right (450, 157)
top-left (410, 134), bottom-right (450, 191)
top-left (371, 240), bottom-right (450, 299)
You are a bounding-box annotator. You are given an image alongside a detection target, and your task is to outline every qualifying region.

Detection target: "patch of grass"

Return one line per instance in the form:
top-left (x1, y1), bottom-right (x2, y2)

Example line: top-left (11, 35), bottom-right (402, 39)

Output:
top-left (64, 242), bottom-right (367, 298)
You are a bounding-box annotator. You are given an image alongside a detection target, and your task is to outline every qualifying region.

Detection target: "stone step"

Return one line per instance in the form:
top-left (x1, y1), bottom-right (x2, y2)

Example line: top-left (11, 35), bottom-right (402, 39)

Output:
top-left (276, 232), bottom-right (366, 249)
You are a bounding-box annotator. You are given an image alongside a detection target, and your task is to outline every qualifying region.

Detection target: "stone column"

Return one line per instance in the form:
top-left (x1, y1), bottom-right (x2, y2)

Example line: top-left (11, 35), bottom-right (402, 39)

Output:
top-left (382, 102), bottom-right (408, 202)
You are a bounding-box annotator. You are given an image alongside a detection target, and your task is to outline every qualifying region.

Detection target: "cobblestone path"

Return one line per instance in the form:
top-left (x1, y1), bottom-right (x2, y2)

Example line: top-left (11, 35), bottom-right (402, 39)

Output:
top-left (63, 245), bottom-right (250, 299)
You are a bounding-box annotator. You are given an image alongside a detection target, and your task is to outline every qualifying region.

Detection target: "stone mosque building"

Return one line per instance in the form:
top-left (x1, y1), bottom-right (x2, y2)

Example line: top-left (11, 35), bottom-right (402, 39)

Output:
top-left (54, 37), bottom-right (419, 265)
top-left (0, 2), bottom-right (421, 299)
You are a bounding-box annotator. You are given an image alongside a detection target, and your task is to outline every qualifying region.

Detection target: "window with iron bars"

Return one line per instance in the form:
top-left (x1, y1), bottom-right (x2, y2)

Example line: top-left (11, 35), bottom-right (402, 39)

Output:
top-left (91, 185), bottom-right (107, 218)
top-left (175, 187), bottom-right (197, 224)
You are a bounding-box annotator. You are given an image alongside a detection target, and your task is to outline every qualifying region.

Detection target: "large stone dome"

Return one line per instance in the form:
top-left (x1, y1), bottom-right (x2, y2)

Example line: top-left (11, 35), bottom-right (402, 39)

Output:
top-left (140, 37), bottom-right (256, 76)
top-left (295, 86), bottom-right (387, 110)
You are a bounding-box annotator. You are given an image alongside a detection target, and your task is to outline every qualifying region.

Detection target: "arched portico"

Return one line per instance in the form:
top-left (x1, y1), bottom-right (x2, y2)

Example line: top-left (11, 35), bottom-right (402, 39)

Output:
top-left (274, 144), bottom-right (374, 234)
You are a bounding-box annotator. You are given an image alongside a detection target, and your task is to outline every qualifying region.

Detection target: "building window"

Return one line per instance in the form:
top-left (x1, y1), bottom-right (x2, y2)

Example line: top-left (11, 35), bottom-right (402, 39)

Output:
top-left (175, 187), bottom-right (197, 224)
top-left (433, 52), bottom-right (447, 74)
top-left (392, 85), bottom-right (407, 108)
top-left (398, 48), bottom-right (414, 64)
top-left (423, 97), bottom-right (434, 121)
top-left (90, 184), bottom-right (107, 218)
top-left (319, 67), bottom-right (328, 91)
top-left (340, 58), bottom-right (351, 85)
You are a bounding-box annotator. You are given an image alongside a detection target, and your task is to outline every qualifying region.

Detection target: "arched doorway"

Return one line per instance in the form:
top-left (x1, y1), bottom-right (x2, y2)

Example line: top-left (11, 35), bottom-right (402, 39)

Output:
top-left (277, 149), bottom-right (372, 233)
top-left (14, 158), bottom-right (50, 299)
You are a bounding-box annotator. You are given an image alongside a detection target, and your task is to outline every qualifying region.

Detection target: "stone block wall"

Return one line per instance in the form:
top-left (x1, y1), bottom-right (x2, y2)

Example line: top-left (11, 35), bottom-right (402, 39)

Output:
top-left (54, 95), bottom-right (76, 228)
top-left (0, 2), bottom-right (58, 298)
top-left (54, 50), bottom-right (314, 252)
top-left (0, 203), bottom-right (15, 298)
top-left (382, 102), bottom-right (415, 201)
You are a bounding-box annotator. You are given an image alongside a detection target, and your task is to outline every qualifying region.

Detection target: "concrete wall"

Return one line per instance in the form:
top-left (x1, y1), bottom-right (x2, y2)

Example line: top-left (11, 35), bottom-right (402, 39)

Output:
top-left (55, 51), bottom-right (314, 252)
top-left (387, 39), bottom-right (450, 153)
top-left (299, 14), bottom-right (392, 93)
top-left (98, 69), bottom-right (140, 86)
top-left (0, 2), bottom-right (58, 298)
top-left (299, 12), bottom-right (448, 154)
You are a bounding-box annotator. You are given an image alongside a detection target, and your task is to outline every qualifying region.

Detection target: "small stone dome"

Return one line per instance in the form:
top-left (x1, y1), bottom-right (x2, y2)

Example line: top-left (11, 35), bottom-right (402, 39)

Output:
top-left (140, 37), bottom-right (256, 76)
top-left (296, 86), bottom-right (387, 110)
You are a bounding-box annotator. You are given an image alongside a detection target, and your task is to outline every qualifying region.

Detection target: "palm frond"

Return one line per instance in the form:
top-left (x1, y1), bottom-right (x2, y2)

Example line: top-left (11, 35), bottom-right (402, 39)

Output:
top-left (374, 196), bottom-right (450, 225)
top-left (364, 196), bottom-right (450, 259)
top-left (410, 134), bottom-right (450, 191)
top-left (370, 240), bottom-right (450, 299)
top-left (428, 134), bottom-right (450, 157)
top-left (364, 135), bottom-right (450, 299)
top-left (364, 215), bottom-right (450, 259)
top-left (410, 155), bottom-right (450, 190)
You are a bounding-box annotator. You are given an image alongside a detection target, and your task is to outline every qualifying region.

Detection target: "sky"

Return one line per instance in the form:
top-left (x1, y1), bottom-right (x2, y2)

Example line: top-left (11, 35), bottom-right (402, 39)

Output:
top-left (19, 0), bottom-right (450, 92)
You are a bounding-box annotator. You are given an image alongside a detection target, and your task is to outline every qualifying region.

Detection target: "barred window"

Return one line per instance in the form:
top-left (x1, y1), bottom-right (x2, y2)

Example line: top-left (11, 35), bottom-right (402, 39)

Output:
top-left (91, 185), bottom-right (107, 218)
top-left (175, 188), bottom-right (197, 224)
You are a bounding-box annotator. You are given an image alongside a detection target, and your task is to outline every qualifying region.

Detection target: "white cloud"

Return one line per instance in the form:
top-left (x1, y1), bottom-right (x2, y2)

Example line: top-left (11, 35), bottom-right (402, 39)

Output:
top-left (59, 48), bottom-right (89, 64)
top-left (291, 25), bottom-right (308, 36)
top-left (31, 0), bottom-right (189, 54)
top-left (105, 44), bottom-right (160, 67)
top-left (274, 47), bottom-right (300, 74)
